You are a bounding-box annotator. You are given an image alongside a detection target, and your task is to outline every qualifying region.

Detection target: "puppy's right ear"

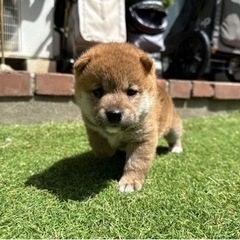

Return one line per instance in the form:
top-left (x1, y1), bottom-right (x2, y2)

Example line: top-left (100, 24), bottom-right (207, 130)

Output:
top-left (74, 56), bottom-right (91, 73)
top-left (140, 55), bottom-right (153, 74)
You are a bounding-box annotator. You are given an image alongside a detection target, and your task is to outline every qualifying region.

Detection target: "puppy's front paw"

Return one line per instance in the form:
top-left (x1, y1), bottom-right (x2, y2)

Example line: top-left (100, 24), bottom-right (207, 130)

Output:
top-left (171, 146), bottom-right (183, 153)
top-left (118, 176), bottom-right (144, 193)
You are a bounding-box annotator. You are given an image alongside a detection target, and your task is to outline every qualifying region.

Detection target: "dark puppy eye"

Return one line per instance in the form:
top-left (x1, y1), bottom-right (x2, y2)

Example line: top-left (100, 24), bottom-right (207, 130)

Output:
top-left (92, 88), bottom-right (104, 98)
top-left (127, 88), bottom-right (138, 97)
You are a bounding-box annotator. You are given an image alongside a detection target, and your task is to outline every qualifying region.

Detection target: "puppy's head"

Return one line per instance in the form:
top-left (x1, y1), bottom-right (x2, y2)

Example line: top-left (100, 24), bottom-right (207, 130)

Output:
top-left (74, 43), bottom-right (157, 134)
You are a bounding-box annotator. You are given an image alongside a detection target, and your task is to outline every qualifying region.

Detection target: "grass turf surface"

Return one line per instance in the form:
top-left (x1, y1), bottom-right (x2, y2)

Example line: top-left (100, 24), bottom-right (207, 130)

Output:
top-left (0, 112), bottom-right (240, 238)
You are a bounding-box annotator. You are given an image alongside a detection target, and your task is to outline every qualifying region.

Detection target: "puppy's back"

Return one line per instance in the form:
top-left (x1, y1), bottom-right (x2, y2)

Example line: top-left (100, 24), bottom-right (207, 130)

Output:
top-left (153, 85), bottom-right (181, 137)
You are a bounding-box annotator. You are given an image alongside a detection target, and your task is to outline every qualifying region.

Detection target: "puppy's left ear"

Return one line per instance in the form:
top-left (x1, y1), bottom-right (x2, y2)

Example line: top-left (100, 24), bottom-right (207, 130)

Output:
top-left (74, 56), bottom-right (91, 73)
top-left (140, 55), bottom-right (153, 74)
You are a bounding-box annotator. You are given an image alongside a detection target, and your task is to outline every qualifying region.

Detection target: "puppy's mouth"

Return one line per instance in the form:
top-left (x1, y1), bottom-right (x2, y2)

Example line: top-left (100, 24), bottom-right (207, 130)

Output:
top-left (105, 126), bottom-right (122, 134)
top-left (103, 120), bottom-right (134, 134)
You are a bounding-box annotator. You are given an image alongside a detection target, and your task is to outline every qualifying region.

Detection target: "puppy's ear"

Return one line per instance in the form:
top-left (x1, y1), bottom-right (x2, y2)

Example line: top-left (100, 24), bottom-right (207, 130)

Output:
top-left (74, 56), bottom-right (91, 73)
top-left (140, 55), bottom-right (153, 74)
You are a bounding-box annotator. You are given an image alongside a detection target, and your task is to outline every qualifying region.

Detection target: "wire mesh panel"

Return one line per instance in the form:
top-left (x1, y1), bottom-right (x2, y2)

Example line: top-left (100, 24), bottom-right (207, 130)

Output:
top-left (0, 0), bottom-right (19, 51)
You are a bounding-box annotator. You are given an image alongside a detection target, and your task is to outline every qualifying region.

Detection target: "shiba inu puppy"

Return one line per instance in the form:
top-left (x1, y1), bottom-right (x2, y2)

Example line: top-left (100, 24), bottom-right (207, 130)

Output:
top-left (74, 43), bottom-right (183, 193)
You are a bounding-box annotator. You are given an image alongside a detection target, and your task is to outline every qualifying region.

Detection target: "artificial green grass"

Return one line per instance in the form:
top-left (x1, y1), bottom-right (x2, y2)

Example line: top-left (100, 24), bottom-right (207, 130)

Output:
top-left (0, 112), bottom-right (240, 238)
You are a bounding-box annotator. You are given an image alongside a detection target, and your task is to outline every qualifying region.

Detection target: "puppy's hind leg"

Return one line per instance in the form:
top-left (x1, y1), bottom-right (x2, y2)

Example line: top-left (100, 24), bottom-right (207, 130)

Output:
top-left (165, 120), bottom-right (183, 154)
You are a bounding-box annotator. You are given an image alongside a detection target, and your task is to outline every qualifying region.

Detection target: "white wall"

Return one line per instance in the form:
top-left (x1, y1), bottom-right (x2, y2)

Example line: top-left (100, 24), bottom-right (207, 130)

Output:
top-left (4, 0), bottom-right (59, 59)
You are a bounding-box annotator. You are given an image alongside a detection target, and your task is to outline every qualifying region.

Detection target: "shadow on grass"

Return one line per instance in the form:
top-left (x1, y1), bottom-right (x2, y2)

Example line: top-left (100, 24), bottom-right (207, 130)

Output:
top-left (25, 146), bottom-right (169, 201)
top-left (156, 146), bottom-right (170, 156)
top-left (25, 151), bottom-right (125, 201)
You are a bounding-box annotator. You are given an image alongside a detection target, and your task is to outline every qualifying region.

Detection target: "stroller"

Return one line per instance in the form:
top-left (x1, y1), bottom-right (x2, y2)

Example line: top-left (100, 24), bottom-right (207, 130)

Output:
top-left (54, 0), bottom-right (168, 73)
top-left (161, 0), bottom-right (240, 82)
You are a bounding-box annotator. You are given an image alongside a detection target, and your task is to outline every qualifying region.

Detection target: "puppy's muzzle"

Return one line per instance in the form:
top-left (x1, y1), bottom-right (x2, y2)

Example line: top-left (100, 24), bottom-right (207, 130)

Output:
top-left (106, 109), bottom-right (122, 124)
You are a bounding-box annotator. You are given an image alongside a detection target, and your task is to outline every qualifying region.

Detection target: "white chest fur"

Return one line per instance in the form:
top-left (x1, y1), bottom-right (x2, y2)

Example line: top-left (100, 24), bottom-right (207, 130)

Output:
top-left (107, 133), bottom-right (123, 149)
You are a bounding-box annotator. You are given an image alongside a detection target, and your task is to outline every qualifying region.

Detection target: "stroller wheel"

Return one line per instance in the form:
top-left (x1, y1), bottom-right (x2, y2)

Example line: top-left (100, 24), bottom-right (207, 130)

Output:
top-left (225, 58), bottom-right (240, 82)
top-left (174, 31), bottom-right (210, 79)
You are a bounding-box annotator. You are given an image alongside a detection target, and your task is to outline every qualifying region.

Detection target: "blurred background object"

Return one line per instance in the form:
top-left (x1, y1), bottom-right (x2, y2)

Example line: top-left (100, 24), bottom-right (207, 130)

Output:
top-left (0, 0), bottom-right (59, 72)
top-left (162, 0), bottom-right (240, 82)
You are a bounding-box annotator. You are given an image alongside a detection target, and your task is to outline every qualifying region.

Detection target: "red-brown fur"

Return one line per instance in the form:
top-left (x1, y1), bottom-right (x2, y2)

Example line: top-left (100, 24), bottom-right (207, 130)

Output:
top-left (74, 43), bottom-right (183, 192)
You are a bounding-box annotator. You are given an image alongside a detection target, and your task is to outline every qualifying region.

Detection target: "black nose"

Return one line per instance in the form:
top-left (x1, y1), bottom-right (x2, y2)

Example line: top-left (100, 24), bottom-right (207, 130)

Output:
top-left (106, 110), bottom-right (122, 123)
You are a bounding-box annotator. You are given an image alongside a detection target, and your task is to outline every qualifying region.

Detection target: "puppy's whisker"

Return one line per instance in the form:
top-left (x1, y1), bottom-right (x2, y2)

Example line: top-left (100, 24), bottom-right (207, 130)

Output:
top-left (94, 117), bottom-right (102, 127)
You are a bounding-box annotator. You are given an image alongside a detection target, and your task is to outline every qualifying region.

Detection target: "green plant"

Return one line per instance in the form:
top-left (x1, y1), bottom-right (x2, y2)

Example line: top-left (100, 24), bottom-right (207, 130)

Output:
top-left (0, 112), bottom-right (239, 238)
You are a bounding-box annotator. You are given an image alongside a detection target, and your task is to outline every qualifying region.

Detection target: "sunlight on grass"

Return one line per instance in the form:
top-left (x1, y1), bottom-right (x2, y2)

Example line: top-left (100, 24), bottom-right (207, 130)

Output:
top-left (0, 112), bottom-right (240, 238)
